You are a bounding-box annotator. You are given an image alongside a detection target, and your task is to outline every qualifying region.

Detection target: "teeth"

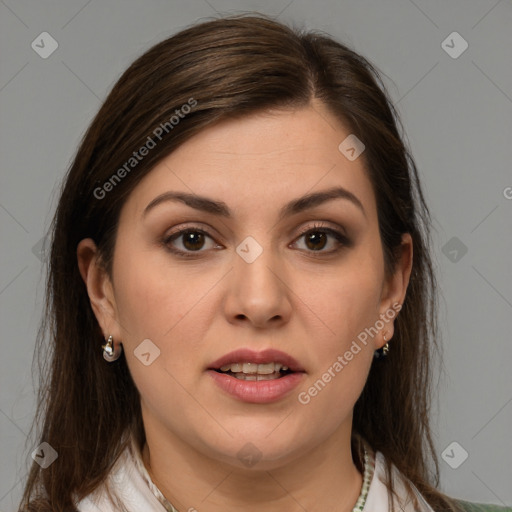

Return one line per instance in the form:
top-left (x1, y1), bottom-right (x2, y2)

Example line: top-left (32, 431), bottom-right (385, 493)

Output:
top-left (242, 362), bottom-right (259, 374)
top-left (218, 362), bottom-right (286, 374)
top-left (235, 372), bottom-right (282, 381)
top-left (220, 363), bottom-right (243, 372)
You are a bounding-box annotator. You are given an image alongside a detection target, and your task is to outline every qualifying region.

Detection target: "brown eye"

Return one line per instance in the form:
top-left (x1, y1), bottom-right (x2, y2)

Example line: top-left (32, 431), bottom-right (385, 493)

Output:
top-left (304, 231), bottom-right (328, 251)
top-left (181, 231), bottom-right (206, 251)
top-left (293, 224), bottom-right (351, 254)
top-left (164, 228), bottom-right (218, 257)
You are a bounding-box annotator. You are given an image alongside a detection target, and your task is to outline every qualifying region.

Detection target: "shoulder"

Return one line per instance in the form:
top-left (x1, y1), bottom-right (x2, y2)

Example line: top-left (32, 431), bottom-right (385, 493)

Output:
top-left (365, 451), bottom-right (511, 512)
top-left (454, 500), bottom-right (512, 512)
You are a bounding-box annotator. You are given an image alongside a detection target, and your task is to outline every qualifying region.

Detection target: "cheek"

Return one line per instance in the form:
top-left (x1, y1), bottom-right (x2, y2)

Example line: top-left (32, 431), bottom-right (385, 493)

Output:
top-left (296, 277), bottom-right (378, 431)
top-left (112, 240), bottom-right (207, 343)
top-left (111, 252), bottom-right (204, 419)
top-left (295, 253), bottom-right (383, 410)
top-left (312, 255), bottom-right (384, 349)
top-left (110, 242), bottom-right (218, 394)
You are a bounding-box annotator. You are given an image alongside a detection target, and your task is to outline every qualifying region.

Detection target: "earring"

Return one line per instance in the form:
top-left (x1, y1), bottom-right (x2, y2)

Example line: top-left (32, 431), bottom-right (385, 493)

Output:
top-left (102, 335), bottom-right (122, 362)
top-left (374, 332), bottom-right (390, 359)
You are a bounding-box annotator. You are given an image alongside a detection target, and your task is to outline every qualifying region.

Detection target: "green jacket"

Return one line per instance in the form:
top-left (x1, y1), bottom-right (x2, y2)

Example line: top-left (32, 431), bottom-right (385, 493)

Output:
top-left (456, 499), bottom-right (512, 512)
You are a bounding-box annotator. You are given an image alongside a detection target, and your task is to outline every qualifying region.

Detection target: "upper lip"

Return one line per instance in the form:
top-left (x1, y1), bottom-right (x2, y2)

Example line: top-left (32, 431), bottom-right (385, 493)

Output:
top-left (208, 348), bottom-right (305, 372)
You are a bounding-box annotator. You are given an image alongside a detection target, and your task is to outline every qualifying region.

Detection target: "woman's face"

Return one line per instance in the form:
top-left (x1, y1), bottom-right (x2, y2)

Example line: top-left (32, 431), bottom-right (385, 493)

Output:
top-left (81, 102), bottom-right (412, 470)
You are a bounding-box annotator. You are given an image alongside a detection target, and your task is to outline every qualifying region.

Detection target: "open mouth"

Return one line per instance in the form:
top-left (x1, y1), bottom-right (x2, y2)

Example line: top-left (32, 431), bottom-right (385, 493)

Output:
top-left (213, 362), bottom-right (294, 381)
top-left (207, 350), bottom-right (305, 403)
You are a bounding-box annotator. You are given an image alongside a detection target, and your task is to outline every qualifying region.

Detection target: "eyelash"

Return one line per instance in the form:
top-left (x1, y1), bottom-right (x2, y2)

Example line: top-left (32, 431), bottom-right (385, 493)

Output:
top-left (162, 222), bottom-right (350, 259)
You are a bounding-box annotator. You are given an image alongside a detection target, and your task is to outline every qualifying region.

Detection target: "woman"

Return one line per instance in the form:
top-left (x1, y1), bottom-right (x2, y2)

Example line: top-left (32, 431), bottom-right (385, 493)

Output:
top-left (19, 14), bottom-right (510, 512)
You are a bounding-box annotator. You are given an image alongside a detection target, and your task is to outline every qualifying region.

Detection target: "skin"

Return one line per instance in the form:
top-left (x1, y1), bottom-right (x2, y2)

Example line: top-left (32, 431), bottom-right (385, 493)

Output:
top-left (78, 101), bottom-right (412, 511)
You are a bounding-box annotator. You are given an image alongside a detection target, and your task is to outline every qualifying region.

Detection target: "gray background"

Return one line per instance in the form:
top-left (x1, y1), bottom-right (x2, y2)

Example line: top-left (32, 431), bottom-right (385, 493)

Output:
top-left (1, 0), bottom-right (511, 510)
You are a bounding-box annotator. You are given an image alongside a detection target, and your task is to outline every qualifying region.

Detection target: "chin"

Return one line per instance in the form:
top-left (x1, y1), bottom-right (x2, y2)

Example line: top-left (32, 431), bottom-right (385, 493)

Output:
top-left (202, 431), bottom-right (310, 471)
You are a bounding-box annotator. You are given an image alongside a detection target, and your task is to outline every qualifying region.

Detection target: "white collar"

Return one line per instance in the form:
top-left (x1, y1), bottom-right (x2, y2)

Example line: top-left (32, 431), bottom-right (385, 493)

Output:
top-left (75, 443), bottom-right (169, 511)
top-left (363, 451), bottom-right (435, 512)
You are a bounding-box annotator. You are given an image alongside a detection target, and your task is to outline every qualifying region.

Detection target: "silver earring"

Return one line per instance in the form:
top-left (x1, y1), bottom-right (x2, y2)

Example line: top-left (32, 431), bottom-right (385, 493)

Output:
top-left (102, 335), bottom-right (122, 362)
top-left (374, 332), bottom-right (390, 359)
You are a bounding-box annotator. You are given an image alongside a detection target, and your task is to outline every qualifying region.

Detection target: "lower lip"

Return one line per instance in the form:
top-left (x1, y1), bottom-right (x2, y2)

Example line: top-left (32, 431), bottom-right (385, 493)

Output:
top-left (207, 370), bottom-right (304, 404)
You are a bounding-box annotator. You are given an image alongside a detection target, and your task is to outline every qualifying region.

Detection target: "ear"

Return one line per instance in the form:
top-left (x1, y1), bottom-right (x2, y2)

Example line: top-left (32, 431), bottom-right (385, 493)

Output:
top-left (376, 233), bottom-right (413, 349)
top-left (77, 238), bottom-right (123, 343)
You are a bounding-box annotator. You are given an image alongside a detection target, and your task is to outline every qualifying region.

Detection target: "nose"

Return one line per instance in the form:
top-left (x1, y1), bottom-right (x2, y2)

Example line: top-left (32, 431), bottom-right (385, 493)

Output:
top-left (222, 240), bottom-right (293, 329)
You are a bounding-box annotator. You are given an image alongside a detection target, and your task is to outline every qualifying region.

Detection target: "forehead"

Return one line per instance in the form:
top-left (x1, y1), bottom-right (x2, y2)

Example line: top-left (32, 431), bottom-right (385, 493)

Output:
top-left (123, 104), bottom-right (377, 225)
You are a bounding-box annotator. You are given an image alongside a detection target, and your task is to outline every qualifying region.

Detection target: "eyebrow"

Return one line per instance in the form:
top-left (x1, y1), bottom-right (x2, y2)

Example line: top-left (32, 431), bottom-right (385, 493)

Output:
top-left (143, 186), bottom-right (366, 221)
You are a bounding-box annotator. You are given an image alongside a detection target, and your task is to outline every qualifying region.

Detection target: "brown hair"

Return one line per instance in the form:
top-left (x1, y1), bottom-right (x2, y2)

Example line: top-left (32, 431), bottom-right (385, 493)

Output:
top-left (20, 13), bottom-right (461, 512)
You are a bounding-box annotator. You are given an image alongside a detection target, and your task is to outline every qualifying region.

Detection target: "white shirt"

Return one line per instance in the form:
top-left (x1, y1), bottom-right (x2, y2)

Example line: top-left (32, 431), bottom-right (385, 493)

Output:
top-left (74, 437), bottom-right (435, 512)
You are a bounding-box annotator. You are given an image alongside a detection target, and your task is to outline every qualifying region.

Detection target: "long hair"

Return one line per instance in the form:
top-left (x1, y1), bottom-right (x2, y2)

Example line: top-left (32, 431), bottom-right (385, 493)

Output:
top-left (20, 14), bottom-right (461, 511)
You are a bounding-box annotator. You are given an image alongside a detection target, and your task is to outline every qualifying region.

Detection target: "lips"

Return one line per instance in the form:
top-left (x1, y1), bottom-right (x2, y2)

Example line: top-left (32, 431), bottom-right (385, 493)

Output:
top-left (208, 348), bottom-right (305, 373)
top-left (207, 348), bottom-right (305, 403)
